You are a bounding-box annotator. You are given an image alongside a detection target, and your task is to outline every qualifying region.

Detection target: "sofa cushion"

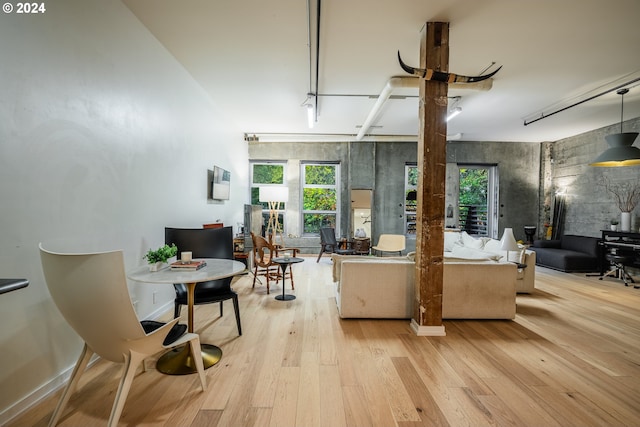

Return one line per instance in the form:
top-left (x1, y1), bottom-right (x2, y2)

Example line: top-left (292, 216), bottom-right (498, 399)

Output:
top-left (533, 248), bottom-right (598, 272)
top-left (533, 239), bottom-right (561, 249)
top-left (482, 239), bottom-right (502, 253)
top-left (560, 235), bottom-right (600, 258)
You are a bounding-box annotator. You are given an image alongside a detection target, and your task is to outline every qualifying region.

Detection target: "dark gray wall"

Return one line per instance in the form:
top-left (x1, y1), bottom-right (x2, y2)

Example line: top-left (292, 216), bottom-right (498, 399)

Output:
top-left (447, 140), bottom-right (541, 241)
top-left (546, 117), bottom-right (640, 237)
top-left (248, 139), bottom-right (542, 252)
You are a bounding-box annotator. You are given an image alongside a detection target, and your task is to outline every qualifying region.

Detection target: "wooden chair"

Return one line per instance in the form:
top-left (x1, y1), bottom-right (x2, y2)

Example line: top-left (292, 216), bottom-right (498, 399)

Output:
top-left (39, 245), bottom-right (206, 427)
top-left (251, 232), bottom-right (295, 294)
top-left (372, 234), bottom-right (406, 256)
top-left (317, 227), bottom-right (356, 262)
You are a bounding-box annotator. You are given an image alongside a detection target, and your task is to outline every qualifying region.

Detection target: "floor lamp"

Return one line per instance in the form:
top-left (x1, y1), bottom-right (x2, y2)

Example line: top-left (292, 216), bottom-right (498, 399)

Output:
top-left (259, 186), bottom-right (288, 245)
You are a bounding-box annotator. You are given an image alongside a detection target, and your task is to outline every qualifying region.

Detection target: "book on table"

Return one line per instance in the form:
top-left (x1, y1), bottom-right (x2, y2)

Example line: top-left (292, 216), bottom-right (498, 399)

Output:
top-left (170, 260), bottom-right (207, 270)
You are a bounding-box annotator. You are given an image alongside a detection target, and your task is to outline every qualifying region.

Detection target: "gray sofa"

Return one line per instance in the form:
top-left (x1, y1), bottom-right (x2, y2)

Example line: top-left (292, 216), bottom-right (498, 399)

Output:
top-left (531, 235), bottom-right (600, 272)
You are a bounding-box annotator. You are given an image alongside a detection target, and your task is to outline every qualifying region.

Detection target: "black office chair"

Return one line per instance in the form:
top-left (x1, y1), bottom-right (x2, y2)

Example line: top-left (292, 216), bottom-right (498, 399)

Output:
top-left (165, 226), bottom-right (242, 335)
top-left (317, 227), bottom-right (356, 262)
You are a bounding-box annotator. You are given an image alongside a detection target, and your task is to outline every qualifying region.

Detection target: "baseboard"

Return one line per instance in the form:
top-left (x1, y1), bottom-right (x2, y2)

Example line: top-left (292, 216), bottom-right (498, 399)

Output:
top-left (0, 301), bottom-right (173, 426)
top-left (410, 319), bottom-right (446, 336)
top-left (0, 354), bottom-right (100, 425)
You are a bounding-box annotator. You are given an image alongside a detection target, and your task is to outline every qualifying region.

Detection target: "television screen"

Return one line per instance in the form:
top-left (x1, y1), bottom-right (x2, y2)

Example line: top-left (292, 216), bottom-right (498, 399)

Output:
top-left (211, 166), bottom-right (230, 200)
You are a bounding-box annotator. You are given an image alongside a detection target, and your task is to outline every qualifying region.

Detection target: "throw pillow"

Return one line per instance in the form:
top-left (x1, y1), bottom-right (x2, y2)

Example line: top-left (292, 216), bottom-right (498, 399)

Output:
top-left (482, 238), bottom-right (502, 254)
top-left (460, 231), bottom-right (488, 249)
top-left (450, 245), bottom-right (503, 261)
top-left (502, 246), bottom-right (526, 264)
top-left (443, 232), bottom-right (461, 251)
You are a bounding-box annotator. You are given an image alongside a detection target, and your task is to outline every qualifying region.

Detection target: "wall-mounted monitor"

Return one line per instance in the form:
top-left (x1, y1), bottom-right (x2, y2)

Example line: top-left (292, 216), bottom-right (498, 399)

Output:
top-left (209, 166), bottom-right (230, 200)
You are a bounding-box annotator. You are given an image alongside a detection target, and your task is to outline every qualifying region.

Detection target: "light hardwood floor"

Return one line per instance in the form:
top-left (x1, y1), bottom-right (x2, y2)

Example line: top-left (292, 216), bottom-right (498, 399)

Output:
top-left (9, 257), bottom-right (640, 427)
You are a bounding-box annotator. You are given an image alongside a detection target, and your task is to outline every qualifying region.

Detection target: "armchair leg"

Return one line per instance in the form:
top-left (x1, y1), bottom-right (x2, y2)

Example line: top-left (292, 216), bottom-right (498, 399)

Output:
top-left (219, 301), bottom-right (224, 317)
top-left (252, 265), bottom-right (258, 288)
top-left (108, 351), bottom-right (143, 427)
top-left (317, 248), bottom-right (325, 263)
top-left (49, 344), bottom-right (93, 427)
top-left (266, 271), bottom-right (270, 294)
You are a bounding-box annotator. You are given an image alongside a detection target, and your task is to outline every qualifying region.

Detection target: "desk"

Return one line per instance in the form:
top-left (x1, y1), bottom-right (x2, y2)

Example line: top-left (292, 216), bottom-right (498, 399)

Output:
top-left (128, 258), bottom-right (245, 374)
top-left (271, 257), bottom-right (304, 301)
top-left (0, 279), bottom-right (29, 294)
top-left (598, 229), bottom-right (640, 276)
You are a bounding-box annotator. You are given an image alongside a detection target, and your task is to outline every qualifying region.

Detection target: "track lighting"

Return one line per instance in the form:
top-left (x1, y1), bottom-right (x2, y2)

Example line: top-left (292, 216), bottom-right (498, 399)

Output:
top-left (303, 93), bottom-right (316, 129)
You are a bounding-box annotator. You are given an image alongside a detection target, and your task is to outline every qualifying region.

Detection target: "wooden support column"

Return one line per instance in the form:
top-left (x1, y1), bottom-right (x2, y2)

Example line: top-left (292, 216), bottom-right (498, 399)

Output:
top-left (411, 22), bottom-right (448, 336)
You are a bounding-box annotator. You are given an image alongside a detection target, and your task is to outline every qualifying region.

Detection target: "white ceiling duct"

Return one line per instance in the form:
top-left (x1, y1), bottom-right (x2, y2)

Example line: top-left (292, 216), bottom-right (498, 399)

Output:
top-left (355, 76), bottom-right (494, 140)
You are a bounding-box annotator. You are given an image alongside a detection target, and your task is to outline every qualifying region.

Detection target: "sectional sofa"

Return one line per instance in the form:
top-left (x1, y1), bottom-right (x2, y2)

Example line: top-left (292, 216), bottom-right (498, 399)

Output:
top-left (530, 234), bottom-right (600, 272)
top-left (331, 231), bottom-right (536, 320)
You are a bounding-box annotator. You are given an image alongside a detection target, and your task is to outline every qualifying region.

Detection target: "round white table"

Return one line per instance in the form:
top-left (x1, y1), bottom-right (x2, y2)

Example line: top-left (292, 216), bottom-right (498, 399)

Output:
top-left (128, 258), bottom-right (246, 374)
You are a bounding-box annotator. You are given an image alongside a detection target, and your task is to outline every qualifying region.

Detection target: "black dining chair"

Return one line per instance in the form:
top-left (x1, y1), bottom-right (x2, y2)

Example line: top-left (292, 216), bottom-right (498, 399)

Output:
top-left (317, 227), bottom-right (356, 262)
top-left (165, 226), bottom-right (242, 336)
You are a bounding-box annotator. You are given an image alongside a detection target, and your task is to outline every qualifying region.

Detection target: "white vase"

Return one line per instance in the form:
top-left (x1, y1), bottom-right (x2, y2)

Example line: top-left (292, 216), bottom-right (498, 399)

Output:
top-left (621, 212), bottom-right (631, 232)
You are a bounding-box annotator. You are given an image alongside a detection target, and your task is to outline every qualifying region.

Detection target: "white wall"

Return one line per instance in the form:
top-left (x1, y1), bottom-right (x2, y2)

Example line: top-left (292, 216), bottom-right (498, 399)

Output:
top-left (0, 0), bottom-right (248, 420)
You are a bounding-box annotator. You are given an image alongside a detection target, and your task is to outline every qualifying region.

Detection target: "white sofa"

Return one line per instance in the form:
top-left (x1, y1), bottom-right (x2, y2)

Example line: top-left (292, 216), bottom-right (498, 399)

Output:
top-left (332, 254), bottom-right (517, 320)
top-left (444, 231), bottom-right (536, 294)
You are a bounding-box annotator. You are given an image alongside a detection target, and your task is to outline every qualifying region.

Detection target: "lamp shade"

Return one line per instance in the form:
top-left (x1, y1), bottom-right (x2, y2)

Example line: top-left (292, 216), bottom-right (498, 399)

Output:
top-left (500, 228), bottom-right (519, 252)
top-left (590, 132), bottom-right (640, 167)
top-left (259, 186), bottom-right (289, 203)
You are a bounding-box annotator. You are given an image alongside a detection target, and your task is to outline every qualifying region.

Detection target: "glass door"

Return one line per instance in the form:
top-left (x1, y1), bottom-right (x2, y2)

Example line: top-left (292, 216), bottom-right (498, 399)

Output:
top-left (458, 165), bottom-right (498, 238)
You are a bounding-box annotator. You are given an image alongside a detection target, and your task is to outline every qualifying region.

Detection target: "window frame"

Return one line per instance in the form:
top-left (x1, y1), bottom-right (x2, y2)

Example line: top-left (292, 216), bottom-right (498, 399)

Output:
top-left (457, 164), bottom-right (498, 238)
top-left (250, 161), bottom-right (287, 234)
top-left (300, 162), bottom-right (340, 236)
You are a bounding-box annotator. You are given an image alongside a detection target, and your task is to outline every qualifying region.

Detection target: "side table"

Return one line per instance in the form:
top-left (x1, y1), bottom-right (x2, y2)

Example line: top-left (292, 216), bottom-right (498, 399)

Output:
top-left (352, 237), bottom-right (370, 255)
top-left (271, 257), bottom-right (304, 301)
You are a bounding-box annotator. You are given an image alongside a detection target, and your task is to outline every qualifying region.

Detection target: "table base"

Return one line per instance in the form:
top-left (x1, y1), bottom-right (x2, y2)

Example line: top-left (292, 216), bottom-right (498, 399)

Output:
top-left (156, 343), bottom-right (222, 375)
top-left (275, 294), bottom-right (296, 301)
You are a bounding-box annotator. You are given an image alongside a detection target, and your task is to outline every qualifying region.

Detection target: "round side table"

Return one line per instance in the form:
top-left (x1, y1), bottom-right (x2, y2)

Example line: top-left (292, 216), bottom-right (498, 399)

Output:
top-left (272, 257), bottom-right (304, 301)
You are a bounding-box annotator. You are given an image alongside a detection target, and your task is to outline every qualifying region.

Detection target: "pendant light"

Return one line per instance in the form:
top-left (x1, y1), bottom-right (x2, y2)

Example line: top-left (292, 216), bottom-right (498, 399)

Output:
top-left (590, 88), bottom-right (640, 167)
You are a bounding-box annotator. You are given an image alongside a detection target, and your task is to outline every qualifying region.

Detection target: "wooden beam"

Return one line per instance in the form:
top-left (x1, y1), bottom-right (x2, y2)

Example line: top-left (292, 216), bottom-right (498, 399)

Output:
top-left (411, 22), bottom-right (448, 336)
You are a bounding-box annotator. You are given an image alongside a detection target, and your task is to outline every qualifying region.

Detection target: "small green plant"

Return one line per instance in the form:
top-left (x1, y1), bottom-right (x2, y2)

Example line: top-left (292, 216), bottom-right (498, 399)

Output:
top-left (610, 218), bottom-right (619, 225)
top-left (144, 243), bottom-right (178, 264)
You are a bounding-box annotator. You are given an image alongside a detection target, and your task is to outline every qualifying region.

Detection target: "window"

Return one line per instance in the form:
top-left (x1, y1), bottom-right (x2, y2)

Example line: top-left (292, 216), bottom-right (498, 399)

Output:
top-left (251, 162), bottom-right (286, 233)
top-left (301, 163), bottom-right (339, 235)
top-left (405, 164), bottom-right (418, 235)
top-left (458, 165), bottom-right (498, 238)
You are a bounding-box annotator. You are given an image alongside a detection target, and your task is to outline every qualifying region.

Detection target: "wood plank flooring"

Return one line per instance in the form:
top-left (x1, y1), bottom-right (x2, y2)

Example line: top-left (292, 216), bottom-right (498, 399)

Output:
top-left (8, 258), bottom-right (640, 427)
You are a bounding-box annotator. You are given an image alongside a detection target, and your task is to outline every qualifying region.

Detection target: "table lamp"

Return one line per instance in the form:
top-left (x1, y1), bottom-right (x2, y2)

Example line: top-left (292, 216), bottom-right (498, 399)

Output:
top-left (500, 227), bottom-right (519, 263)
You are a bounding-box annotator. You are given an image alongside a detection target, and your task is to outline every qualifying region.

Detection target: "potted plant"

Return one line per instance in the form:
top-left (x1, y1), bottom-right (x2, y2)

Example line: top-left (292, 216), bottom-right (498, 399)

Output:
top-left (610, 219), bottom-right (619, 231)
top-left (144, 243), bottom-right (178, 271)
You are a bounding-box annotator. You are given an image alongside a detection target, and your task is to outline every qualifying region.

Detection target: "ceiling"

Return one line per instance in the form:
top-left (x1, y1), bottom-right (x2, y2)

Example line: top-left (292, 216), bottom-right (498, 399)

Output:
top-left (122, 0), bottom-right (640, 143)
